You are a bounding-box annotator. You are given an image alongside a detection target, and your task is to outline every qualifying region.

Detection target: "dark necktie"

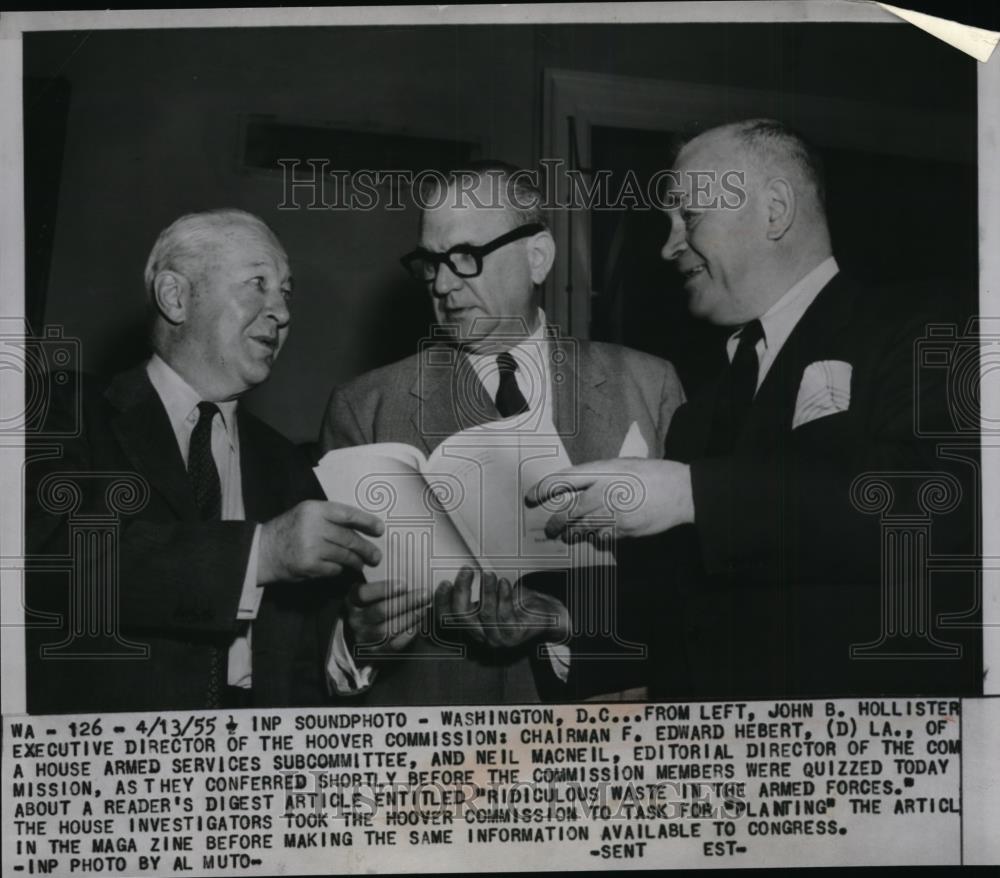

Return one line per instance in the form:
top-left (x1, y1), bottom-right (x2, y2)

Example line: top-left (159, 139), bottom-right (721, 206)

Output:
top-left (495, 351), bottom-right (529, 418)
top-left (708, 319), bottom-right (764, 455)
top-left (188, 401), bottom-right (225, 708)
top-left (188, 402), bottom-right (222, 521)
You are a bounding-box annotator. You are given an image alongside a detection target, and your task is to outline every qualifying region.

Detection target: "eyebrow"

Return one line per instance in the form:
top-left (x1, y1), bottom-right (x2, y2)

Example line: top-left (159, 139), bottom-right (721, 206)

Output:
top-left (419, 240), bottom-right (481, 253)
top-left (245, 261), bottom-right (293, 283)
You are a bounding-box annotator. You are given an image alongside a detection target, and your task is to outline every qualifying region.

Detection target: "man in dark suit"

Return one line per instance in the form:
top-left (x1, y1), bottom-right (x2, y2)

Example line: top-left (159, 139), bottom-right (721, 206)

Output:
top-left (320, 162), bottom-right (685, 704)
top-left (26, 209), bottom-right (383, 713)
top-left (530, 120), bottom-right (981, 699)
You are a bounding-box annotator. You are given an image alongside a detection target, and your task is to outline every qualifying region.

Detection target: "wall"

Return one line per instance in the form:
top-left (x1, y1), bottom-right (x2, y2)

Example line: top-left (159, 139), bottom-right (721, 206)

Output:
top-left (27, 26), bottom-right (535, 441)
top-left (26, 23), bottom-right (974, 441)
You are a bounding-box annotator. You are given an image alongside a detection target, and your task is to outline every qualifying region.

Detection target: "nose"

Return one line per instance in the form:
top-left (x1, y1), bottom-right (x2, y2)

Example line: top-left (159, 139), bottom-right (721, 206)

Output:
top-left (661, 211), bottom-right (688, 262)
top-left (265, 286), bottom-right (291, 327)
top-left (431, 260), bottom-right (463, 297)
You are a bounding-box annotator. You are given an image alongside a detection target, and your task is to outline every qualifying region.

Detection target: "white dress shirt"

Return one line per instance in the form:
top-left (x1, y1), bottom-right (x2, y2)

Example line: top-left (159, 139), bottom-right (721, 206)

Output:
top-left (146, 355), bottom-right (263, 688)
top-left (466, 316), bottom-right (554, 427)
top-left (725, 256), bottom-right (839, 382)
top-left (468, 313), bottom-right (571, 680)
top-left (329, 309), bottom-right (572, 691)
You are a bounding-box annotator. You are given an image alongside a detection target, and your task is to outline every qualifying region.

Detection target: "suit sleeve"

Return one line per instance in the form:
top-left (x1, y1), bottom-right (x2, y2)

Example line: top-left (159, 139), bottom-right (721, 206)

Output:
top-left (532, 356), bottom-right (687, 702)
top-left (316, 381), bottom-right (380, 695)
top-left (320, 385), bottom-right (370, 451)
top-left (114, 521), bottom-right (257, 632)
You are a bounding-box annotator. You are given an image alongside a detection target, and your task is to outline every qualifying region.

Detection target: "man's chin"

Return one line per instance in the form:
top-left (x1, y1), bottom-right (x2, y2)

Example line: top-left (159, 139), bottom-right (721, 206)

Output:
top-left (442, 317), bottom-right (498, 348)
top-left (685, 293), bottom-right (709, 320)
top-left (459, 335), bottom-right (497, 353)
top-left (685, 286), bottom-right (720, 322)
top-left (450, 316), bottom-right (536, 350)
top-left (239, 358), bottom-right (275, 391)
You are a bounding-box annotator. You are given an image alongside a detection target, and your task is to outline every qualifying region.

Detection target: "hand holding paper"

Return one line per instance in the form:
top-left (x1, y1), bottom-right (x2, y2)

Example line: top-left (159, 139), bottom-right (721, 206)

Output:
top-left (526, 458), bottom-right (695, 541)
top-left (438, 566), bottom-right (570, 649)
top-left (313, 416), bottom-right (616, 590)
top-left (257, 499), bottom-right (384, 584)
top-left (344, 579), bottom-right (431, 657)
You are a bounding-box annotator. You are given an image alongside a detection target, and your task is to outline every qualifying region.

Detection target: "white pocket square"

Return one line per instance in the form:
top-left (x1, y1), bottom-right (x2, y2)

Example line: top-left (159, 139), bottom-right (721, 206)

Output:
top-left (618, 421), bottom-right (650, 457)
top-left (792, 360), bottom-right (852, 429)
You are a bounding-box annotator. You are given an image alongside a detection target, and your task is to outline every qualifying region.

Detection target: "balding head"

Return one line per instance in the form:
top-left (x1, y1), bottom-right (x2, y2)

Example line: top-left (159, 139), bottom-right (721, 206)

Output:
top-left (661, 120), bottom-right (832, 325)
top-left (695, 119), bottom-right (826, 218)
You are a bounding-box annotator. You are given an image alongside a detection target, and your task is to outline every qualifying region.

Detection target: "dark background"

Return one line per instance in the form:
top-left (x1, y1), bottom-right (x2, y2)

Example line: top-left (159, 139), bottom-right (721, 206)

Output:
top-left (24, 22), bottom-right (978, 440)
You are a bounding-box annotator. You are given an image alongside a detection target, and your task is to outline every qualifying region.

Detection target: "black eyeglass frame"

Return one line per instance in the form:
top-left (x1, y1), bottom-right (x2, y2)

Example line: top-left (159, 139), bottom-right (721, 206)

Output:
top-left (399, 222), bottom-right (546, 282)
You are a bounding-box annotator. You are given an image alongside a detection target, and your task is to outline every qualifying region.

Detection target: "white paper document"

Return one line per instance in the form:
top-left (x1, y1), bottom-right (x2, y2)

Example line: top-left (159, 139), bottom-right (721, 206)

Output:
top-left (313, 416), bottom-right (615, 593)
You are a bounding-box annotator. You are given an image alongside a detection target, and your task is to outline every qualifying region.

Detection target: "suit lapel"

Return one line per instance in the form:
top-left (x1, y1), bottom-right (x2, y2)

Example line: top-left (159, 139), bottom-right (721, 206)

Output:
top-left (407, 339), bottom-right (636, 463)
top-left (408, 345), bottom-right (498, 454)
top-left (666, 274), bottom-right (856, 460)
top-left (557, 341), bottom-right (615, 464)
top-left (740, 273), bottom-right (856, 448)
top-left (664, 376), bottom-right (723, 461)
top-left (105, 365), bottom-right (198, 520)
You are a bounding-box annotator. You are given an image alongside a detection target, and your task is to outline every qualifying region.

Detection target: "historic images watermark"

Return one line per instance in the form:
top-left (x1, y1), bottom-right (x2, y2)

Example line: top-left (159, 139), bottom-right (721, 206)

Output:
top-left (276, 160), bottom-right (748, 213)
top-left (4, 321), bottom-right (152, 663)
top-left (9, 308), bottom-right (990, 675)
top-left (846, 317), bottom-right (989, 660)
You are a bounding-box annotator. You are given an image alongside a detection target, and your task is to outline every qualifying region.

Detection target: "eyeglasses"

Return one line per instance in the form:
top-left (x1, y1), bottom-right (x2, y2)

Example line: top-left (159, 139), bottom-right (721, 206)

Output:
top-left (400, 223), bottom-right (545, 282)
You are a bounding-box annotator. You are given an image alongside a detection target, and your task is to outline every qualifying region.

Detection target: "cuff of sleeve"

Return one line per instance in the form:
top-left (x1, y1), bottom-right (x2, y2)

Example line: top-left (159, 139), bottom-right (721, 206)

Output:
top-left (544, 642), bottom-right (571, 683)
top-left (326, 617), bottom-right (377, 695)
top-left (236, 525), bottom-right (265, 620)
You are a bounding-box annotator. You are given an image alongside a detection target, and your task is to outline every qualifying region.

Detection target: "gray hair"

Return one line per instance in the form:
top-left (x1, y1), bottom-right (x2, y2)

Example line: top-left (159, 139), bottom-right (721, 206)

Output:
top-left (419, 160), bottom-right (546, 230)
top-left (143, 208), bottom-right (282, 294)
top-left (727, 119), bottom-right (826, 210)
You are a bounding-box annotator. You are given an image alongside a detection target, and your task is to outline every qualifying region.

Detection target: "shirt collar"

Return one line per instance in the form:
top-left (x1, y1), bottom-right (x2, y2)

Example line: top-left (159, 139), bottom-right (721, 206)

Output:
top-left (466, 308), bottom-right (547, 370)
top-left (727, 256), bottom-right (839, 360)
top-left (466, 309), bottom-right (548, 406)
top-left (146, 354), bottom-right (238, 446)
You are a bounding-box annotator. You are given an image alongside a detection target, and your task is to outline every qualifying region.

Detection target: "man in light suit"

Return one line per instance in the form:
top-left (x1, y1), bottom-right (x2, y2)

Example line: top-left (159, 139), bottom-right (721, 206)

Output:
top-left (26, 209), bottom-right (383, 713)
top-left (531, 120), bottom-right (981, 698)
top-left (320, 162), bottom-right (685, 704)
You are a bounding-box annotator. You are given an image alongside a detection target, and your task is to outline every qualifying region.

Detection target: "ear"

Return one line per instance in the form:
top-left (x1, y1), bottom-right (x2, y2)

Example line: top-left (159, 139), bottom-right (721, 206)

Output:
top-left (764, 177), bottom-right (796, 241)
top-left (527, 229), bottom-right (556, 285)
top-left (152, 270), bottom-right (192, 325)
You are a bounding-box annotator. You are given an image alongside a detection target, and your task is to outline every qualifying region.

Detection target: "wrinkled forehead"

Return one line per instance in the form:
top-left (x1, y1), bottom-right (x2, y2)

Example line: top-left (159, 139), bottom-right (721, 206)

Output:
top-left (419, 181), bottom-right (517, 249)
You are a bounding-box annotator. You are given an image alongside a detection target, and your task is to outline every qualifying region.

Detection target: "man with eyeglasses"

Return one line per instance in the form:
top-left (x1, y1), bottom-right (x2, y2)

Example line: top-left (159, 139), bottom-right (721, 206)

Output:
top-left (318, 161), bottom-right (685, 704)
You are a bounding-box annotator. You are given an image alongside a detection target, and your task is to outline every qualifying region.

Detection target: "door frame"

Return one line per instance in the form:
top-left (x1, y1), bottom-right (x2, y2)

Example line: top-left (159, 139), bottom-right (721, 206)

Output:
top-left (541, 67), bottom-right (971, 338)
